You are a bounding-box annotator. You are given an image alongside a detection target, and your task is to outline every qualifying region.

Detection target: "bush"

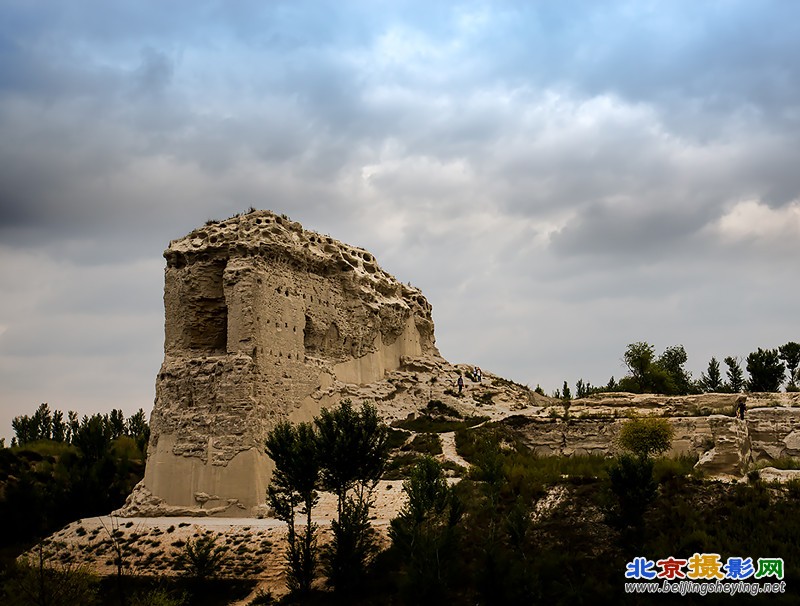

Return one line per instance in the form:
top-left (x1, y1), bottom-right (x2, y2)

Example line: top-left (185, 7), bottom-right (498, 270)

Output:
top-left (403, 433), bottom-right (442, 456)
top-left (607, 454), bottom-right (657, 528)
top-left (617, 417), bottom-right (673, 458)
top-left (173, 533), bottom-right (229, 582)
top-left (393, 415), bottom-right (489, 433)
top-left (130, 587), bottom-right (187, 606)
top-left (653, 455), bottom-right (699, 483)
top-left (3, 547), bottom-right (99, 606)
top-left (385, 428), bottom-right (411, 450)
top-left (383, 452), bottom-right (423, 480)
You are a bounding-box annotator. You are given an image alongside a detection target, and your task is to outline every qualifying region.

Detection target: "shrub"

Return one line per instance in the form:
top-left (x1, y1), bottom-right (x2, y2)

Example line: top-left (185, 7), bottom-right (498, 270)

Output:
top-left (383, 452), bottom-right (422, 480)
top-left (385, 427), bottom-right (411, 450)
top-left (616, 417), bottom-right (673, 458)
top-left (404, 433), bottom-right (442, 456)
top-left (173, 533), bottom-right (229, 582)
top-left (653, 455), bottom-right (699, 483)
top-left (393, 415), bottom-right (489, 433)
top-left (130, 587), bottom-right (187, 606)
top-left (3, 547), bottom-right (99, 606)
top-left (607, 454), bottom-right (657, 528)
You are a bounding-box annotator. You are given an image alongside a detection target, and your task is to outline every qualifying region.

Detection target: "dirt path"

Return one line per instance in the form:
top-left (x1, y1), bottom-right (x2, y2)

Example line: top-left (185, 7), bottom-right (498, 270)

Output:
top-left (439, 431), bottom-right (471, 469)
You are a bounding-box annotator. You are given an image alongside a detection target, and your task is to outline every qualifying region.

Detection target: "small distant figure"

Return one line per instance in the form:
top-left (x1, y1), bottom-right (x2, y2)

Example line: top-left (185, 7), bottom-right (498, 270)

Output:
top-left (737, 399), bottom-right (746, 420)
top-left (475, 367), bottom-right (482, 382)
top-left (457, 375), bottom-right (464, 394)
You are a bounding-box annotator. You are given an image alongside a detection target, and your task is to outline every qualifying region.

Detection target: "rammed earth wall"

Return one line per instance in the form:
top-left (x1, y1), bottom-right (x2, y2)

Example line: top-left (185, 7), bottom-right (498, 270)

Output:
top-left (138, 211), bottom-right (439, 516)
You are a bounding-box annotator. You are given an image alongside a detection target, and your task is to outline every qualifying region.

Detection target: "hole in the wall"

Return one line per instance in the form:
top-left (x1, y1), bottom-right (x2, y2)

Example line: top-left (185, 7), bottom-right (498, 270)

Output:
top-left (185, 260), bottom-right (228, 353)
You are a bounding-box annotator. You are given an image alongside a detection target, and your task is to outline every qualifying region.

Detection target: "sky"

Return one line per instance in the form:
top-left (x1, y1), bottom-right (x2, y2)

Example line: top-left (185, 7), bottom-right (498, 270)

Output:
top-left (1, 1), bottom-right (800, 442)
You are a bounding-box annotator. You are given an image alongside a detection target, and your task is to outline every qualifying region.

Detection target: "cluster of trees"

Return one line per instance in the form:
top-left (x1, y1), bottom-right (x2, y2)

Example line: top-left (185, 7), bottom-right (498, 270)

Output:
top-left (555, 340), bottom-right (800, 398)
top-left (265, 399), bottom-right (389, 595)
top-left (264, 406), bottom-right (681, 603)
top-left (10, 403), bottom-right (150, 456)
top-left (0, 404), bottom-right (149, 558)
top-left (698, 342), bottom-right (799, 394)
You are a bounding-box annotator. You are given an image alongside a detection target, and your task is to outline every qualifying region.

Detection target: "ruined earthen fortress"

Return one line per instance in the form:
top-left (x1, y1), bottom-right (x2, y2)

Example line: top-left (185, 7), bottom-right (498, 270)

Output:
top-left (137, 210), bottom-right (438, 515)
top-left (121, 210), bottom-right (800, 518)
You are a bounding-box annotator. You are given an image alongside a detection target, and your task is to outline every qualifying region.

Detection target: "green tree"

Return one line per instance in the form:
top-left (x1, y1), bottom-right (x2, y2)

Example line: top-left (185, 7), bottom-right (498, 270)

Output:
top-left (11, 415), bottom-right (36, 445)
top-left (51, 410), bottom-right (67, 443)
top-left (779, 342), bottom-right (800, 390)
top-left (617, 417), bottom-right (674, 459)
top-left (609, 417), bottom-right (673, 532)
top-left (264, 421), bottom-right (320, 594)
top-left (723, 356), bottom-right (745, 393)
top-left (623, 342), bottom-right (655, 391)
top-left (746, 348), bottom-right (785, 392)
top-left (607, 454), bottom-right (657, 530)
top-left (67, 411), bottom-right (80, 443)
top-left (315, 400), bottom-right (389, 593)
top-left (700, 357), bottom-right (723, 392)
top-left (108, 409), bottom-right (126, 440)
top-left (124, 409), bottom-right (150, 455)
top-left (389, 456), bottom-right (462, 602)
top-left (316, 400), bottom-right (388, 514)
top-left (562, 380), bottom-right (572, 401)
top-left (620, 342), bottom-right (694, 394)
top-left (656, 345), bottom-right (693, 394)
top-left (34, 403), bottom-right (53, 441)
top-left (72, 414), bottom-right (113, 463)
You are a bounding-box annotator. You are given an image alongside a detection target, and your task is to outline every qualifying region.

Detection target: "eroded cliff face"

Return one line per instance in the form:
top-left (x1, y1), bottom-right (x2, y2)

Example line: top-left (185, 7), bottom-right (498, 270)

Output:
top-left (137, 210), bottom-right (440, 516)
top-left (493, 393), bottom-right (800, 479)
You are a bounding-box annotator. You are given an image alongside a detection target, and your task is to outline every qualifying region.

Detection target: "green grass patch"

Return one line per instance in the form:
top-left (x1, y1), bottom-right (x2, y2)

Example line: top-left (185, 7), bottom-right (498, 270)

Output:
top-left (754, 456), bottom-right (800, 470)
top-left (11, 439), bottom-right (78, 458)
top-left (653, 454), bottom-right (700, 482)
top-left (401, 433), bottom-right (443, 456)
top-left (392, 415), bottom-right (489, 433)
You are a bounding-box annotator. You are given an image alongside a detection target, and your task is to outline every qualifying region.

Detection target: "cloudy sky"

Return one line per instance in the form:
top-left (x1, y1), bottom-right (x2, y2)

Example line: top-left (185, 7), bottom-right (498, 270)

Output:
top-left (2, 1), bottom-right (799, 441)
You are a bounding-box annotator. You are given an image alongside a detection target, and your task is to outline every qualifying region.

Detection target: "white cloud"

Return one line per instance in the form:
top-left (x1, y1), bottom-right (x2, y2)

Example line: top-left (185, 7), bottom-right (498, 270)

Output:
top-left (714, 199), bottom-right (800, 243)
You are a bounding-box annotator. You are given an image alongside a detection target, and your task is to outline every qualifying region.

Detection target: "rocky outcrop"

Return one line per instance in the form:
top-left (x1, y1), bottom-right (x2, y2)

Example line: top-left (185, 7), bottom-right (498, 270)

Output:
top-left (693, 416), bottom-right (752, 478)
top-left (128, 210), bottom-right (440, 517)
top-left (489, 394), bottom-right (800, 480)
top-left (747, 407), bottom-right (800, 461)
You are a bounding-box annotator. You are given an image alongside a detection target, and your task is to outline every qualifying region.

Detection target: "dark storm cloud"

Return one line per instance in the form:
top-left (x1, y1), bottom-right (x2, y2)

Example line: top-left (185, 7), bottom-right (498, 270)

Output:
top-left (550, 201), bottom-right (716, 258)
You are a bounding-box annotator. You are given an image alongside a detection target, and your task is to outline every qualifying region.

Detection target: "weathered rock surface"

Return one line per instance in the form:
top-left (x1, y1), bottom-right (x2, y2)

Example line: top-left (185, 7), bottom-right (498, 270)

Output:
top-left (127, 210), bottom-right (440, 517)
top-left (484, 394), bottom-right (800, 479)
